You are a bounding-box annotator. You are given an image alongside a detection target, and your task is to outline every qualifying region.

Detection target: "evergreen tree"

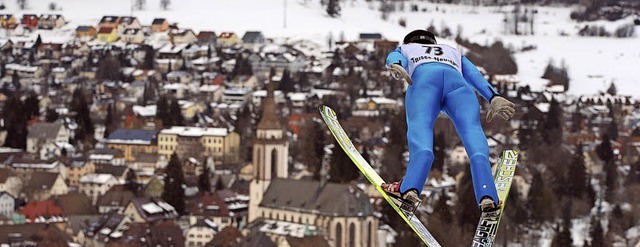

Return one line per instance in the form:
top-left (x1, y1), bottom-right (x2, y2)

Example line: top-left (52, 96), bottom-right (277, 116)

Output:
top-left (527, 168), bottom-right (555, 223)
top-left (626, 159), bottom-right (640, 185)
top-left (23, 92), bottom-right (39, 119)
top-left (234, 104), bottom-right (253, 161)
top-left (156, 95), bottom-right (172, 128)
top-left (198, 161), bottom-right (212, 194)
top-left (279, 69), bottom-right (295, 93)
top-left (162, 153), bottom-right (186, 215)
top-left (11, 70), bottom-right (20, 90)
top-left (2, 95), bottom-right (28, 149)
top-left (551, 201), bottom-right (573, 247)
top-left (96, 52), bottom-right (122, 81)
top-left (542, 97), bottom-right (562, 146)
top-left (141, 45), bottom-right (155, 70)
top-left (434, 190), bottom-right (452, 220)
top-left (606, 82), bottom-right (617, 95)
top-left (104, 103), bottom-right (116, 138)
top-left (71, 87), bottom-right (94, 145)
top-left (567, 144), bottom-right (587, 198)
top-left (604, 160), bottom-right (618, 202)
top-left (590, 216), bottom-right (604, 247)
top-left (125, 169), bottom-right (140, 195)
top-left (169, 97), bottom-right (184, 127)
top-left (432, 132), bottom-right (445, 172)
top-left (45, 108), bottom-right (59, 122)
top-left (455, 164), bottom-right (478, 229)
top-left (299, 119), bottom-right (325, 180)
top-left (326, 0), bottom-right (341, 17)
top-left (328, 143), bottom-right (359, 183)
top-left (596, 133), bottom-right (613, 163)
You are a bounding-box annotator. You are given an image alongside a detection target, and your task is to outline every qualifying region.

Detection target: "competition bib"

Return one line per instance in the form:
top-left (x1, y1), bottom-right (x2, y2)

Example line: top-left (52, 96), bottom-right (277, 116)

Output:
top-left (400, 44), bottom-right (462, 76)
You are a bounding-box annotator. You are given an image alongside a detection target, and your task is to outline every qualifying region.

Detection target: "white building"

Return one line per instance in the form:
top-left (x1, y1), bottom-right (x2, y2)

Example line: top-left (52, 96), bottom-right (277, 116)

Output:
top-left (79, 174), bottom-right (119, 204)
top-left (0, 192), bottom-right (15, 217)
top-left (185, 219), bottom-right (217, 247)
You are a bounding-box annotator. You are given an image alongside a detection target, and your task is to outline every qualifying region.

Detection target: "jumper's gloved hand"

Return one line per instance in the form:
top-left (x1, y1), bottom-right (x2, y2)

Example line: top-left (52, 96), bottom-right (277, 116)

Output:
top-left (486, 96), bottom-right (515, 122)
top-left (389, 64), bottom-right (412, 85)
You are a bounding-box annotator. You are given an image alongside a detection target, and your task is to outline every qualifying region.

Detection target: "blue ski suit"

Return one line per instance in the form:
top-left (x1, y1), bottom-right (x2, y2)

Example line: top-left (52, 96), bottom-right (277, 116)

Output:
top-left (386, 43), bottom-right (499, 205)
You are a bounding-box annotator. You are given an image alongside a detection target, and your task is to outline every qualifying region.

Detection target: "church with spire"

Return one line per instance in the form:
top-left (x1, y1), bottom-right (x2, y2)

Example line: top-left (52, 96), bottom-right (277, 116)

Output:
top-left (248, 80), bottom-right (380, 247)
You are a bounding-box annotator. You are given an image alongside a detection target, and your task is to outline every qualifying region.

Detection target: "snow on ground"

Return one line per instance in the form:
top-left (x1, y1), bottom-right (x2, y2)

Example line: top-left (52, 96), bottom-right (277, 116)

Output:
top-left (1, 0), bottom-right (639, 98)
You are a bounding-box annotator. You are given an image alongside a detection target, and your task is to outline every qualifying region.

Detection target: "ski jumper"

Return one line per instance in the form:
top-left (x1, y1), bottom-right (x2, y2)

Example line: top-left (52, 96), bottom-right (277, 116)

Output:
top-left (386, 43), bottom-right (499, 205)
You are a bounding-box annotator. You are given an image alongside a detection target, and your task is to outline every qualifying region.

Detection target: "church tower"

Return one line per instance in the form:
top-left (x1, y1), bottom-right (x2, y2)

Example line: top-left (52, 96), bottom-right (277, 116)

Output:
top-left (248, 81), bottom-right (289, 222)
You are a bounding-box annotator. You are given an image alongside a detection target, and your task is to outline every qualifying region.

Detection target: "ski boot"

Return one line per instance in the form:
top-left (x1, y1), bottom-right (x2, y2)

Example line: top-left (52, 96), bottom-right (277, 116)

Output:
top-left (479, 196), bottom-right (502, 212)
top-left (382, 181), bottom-right (422, 215)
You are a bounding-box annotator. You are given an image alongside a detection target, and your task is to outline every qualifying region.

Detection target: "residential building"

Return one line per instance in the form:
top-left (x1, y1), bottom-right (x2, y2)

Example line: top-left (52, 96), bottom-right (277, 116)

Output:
top-left (117, 16), bottom-right (141, 34)
top-left (185, 219), bottom-right (217, 247)
top-left (86, 211), bottom-right (131, 246)
top-left (196, 31), bottom-right (217, 45)
top-left (106, 129), bottom-right (158, 162)
top-left (20, 14), bottom-right (38, 29)
top-left (111, 221), bottom-right (184, 246)
top-left (217, 32), bottom-right (239, 46)
top-left (19, 199), bottom-right (65, 223)
top-left (222, 87), bottom-right (252, 105)
top-left (38, 14), bottom-right (65, 29)
top-left (241, 31), bottom-right (265, 44)
top-left (64, 215), bottom-right (101, 245)
top-left (151, 18), bottom-right (169, 32)
top-left (98, 15), bottom-right (120, 29)
top-left (121, 28), bottom-right (144, 44)
top-left (0, 14), bottom-right (17, 28)
top-left (95, 163), bottom-right (129, 183)
top-left (97, 27), bottom-right (118, 43)
top-left (143, 176), bottom-right (164, 199)
top-left (188, 192), bottom-right (233, 230)
top-left (26, 122), bottom-right (70, 155)
top-left (22, 172), bottom-right (68, 201)
top-left (76, 25), bottom-right (97, 40)
top-left (0, 168), bottom-right (22, 197)
top-left (158, 126), bottom-right (240, 163)
top-left (36, 42), bottom-right (63, 60)
top-left (78, 173), bottom-right (118, 204)
top-left (96, 185), bottom-right (135, 214)
top-left (88, 148), bottom-right (126, 165)
top-left (0, 192), bottom-right (14, 217)
top-left (4, 64), bottom-right (44, 87)
top-left (169, 29), bottom-right (197, 44)
top-left (0, 223), bottom-right (71, 246)
top-left (123, 197), bottom-right (178, 223)
top-left (64, 156), bottom-right (96, 187)
top-left (11, 158), bottom-right (67, 179)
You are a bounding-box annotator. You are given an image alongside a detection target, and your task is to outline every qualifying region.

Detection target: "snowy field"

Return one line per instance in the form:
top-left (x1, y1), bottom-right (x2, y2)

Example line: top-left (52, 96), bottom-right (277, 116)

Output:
top-left (1, 0), bottom-right (639, 98)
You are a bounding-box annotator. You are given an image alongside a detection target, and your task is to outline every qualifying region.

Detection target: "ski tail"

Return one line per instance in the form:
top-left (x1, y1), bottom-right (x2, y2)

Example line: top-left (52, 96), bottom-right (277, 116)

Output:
top-left (319, 105), bottom-right (441, 247)
top-left (472, 150), bottom-right (518, 247)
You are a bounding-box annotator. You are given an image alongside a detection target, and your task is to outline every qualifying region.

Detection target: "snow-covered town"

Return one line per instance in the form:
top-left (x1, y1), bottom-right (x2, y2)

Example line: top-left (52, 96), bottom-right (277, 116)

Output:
top-left (0, 0), bottom-right (639, 246)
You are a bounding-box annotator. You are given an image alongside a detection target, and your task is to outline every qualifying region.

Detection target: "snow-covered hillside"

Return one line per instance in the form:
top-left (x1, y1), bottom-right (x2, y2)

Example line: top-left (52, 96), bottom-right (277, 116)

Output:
top-left (1, 0), bottom-right (639, 97)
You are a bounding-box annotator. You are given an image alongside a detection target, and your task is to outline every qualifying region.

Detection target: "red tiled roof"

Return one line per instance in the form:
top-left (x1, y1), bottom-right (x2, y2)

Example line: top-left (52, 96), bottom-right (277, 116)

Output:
top-left (20, 200), bottom-right (65, 221)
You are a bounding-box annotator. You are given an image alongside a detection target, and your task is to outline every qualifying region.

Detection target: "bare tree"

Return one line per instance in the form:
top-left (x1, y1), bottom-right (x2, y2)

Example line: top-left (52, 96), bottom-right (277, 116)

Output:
top-left (17, 0), bottom-right (27, 10)
top-left (160, 0), bottom-right (170, 10)
top-left (134, 0), bottom-right (145, 10)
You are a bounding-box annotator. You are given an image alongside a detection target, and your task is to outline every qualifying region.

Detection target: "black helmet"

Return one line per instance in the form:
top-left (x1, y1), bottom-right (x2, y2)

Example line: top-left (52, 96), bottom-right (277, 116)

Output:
top-left (403, 29), bottom-right (437, 44)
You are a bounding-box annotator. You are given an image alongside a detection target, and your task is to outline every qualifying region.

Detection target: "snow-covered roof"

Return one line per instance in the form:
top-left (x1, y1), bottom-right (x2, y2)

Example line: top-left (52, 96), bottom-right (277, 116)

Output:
top-left (79, 173), bottom-right (116, 184)
top-left (132, 105), bottom-right (157, 117)
top-left (287, 92), bottom-right (307, 101)
top-left (6, 63), bottom-right (39, 72)
top-left (141, 203), bottom-right (164, 214)
top-left (160, 126), bottom-right (229, 137)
